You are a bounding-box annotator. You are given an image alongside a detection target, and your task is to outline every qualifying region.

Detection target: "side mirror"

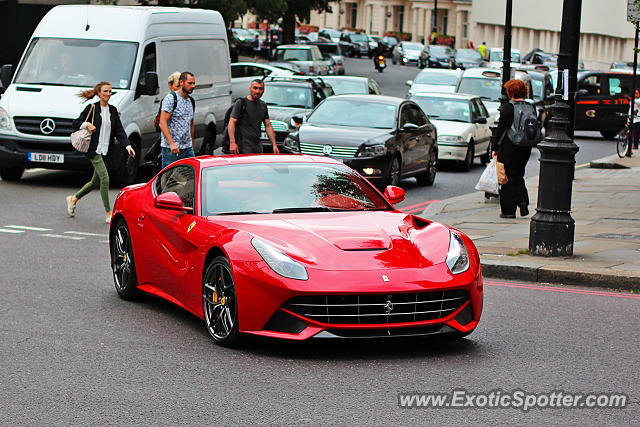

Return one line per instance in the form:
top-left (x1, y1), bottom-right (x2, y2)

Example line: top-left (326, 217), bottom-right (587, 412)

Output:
top-left (154, 192), bottom-right (193, 213)
top-left (545, 94), bottom-right (556, 102)
top-left (144, 72), bottom-right (159, 95)
top-left (291, 113), bottom-right (304, 127)
top-left (1, 64), bottom-right (14, 88)
top-left (474, 117), bottom-right (487, 124)
top-left (399, 123), bottom-right (419, 133)
top-left (405, 80), bottom-right (413, 87)
top-left (384, 185), bottom-right (405, 204)
top-left (576, 88), bottom-right (589, 98)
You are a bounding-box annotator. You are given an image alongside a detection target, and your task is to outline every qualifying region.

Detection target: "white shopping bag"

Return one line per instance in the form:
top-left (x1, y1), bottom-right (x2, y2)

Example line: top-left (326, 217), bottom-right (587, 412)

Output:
top-left (475, 158), bottom-right (499, 195)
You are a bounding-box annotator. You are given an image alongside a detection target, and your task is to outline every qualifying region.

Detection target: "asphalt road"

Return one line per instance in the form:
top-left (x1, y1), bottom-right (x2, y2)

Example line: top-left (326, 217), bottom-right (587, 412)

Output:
top-left (1, 58), bottom-right (638, 424)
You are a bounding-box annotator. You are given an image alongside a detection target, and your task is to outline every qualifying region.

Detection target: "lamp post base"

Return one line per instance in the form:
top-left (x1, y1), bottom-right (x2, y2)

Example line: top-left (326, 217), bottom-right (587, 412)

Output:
top-left (529, 215), bottom-right (575, 257)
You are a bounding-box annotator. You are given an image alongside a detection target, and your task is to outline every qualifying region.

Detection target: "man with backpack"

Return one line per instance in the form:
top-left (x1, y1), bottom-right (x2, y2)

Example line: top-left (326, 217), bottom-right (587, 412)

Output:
top-left (159, 71), bottom-right (196, 169)
top-left (490, 78), bottom-right (542, 219)
top-left (225, 79), bottom-right (279, 154)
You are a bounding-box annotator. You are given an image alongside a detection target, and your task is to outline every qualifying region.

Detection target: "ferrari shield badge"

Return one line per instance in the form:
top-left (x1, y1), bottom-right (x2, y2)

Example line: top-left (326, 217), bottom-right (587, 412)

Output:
top-left (382, 275), bottom-right (389, 282)
top-left (187, 221), bottom-right (196, 233)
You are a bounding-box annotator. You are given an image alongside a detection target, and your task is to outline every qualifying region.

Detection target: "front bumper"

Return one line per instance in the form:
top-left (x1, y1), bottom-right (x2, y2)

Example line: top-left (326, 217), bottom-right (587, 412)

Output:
top-left (234, 260), bottom-right (483, 340)
top-left (0, 134), bottom-right (90, 170)
top-left (437, 143), bottom-right (468, 161)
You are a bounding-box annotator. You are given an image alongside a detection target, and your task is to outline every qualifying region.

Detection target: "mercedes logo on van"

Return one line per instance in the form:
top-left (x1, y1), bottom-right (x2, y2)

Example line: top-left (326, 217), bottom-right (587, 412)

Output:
top-left (40, 118), bottom-right (56, 135)
top-left (322, 145), bottom-right (333, 155)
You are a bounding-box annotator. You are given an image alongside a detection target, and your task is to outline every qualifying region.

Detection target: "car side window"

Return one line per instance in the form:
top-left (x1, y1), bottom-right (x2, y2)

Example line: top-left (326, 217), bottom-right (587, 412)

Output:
top-left (137, 42), bottom-right (157, 94)
top-left (470, 101), bottom-right (481, 120)
top-left (608, 76), bottom-right (632, 97)
top-left (477, 100), bottom-right (489, 117)
top-left (410, 104), bottom-right (428, 126)
top-left (155, 165), bottom-right (196, 209)
top-left (399, 105), bottom-right (412, 127)
top-left (579, 75), bottom-right (603, 96)
top-left (230, 64), bottom-right (244, 78)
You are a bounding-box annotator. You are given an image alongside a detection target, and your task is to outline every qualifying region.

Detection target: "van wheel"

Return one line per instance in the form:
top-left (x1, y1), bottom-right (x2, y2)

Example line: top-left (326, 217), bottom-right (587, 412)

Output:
top-left (199, 127), bottom-right (216, 156)
top-left (112, 140), bottom-right (139, 187)
top-left (0, 166), bottom-right (24, 181)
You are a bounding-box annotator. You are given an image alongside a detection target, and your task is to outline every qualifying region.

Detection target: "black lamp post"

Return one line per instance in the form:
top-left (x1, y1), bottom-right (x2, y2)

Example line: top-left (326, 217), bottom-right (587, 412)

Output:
top-left (433, 0), bottom-right (438, 36)
top-left (529, 0), bottom-right (582, 256)
top-left (500, 0), bottom-right (513, 104)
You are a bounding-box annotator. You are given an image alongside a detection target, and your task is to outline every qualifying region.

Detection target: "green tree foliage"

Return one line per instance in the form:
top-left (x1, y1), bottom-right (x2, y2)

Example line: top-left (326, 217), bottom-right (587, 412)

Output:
top-left (247, 0), bottom-right (334, 43)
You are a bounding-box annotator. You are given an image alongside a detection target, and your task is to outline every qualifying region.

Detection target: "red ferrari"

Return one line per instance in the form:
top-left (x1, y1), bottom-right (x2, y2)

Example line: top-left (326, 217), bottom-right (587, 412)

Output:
top-left (109, 155), bottom-right (482, 346)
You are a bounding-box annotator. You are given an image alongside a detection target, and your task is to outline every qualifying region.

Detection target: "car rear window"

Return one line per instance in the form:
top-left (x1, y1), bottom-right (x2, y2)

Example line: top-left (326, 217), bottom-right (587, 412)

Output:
top-left (276, 49), bottom-right (311, 62)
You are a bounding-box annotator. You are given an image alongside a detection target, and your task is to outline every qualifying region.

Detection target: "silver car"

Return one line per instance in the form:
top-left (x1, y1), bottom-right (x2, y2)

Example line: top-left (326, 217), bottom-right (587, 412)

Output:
top-left (274, 45), bottom-right (328, 76)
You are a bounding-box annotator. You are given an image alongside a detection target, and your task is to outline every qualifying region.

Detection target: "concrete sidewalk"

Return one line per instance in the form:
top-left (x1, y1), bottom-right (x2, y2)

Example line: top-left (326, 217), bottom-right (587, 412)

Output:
top-left (422, 154), bottom-right (640, 290)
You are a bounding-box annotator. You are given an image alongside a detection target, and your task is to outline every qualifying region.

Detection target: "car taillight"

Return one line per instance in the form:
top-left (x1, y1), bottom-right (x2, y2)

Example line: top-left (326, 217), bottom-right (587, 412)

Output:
top-left (378, 55), bottom-right (384, 60)
top-left (309, 66), bottom-right (315, 73)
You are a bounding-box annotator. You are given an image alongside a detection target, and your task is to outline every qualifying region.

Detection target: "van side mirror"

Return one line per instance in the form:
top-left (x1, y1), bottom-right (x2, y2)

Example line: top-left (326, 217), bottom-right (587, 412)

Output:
top-left (1, 64), bottom-right (14, 88)
top-left (405, 80), bottom-right (413, 87)
top-left (144, 72), bottom-right (159, 96)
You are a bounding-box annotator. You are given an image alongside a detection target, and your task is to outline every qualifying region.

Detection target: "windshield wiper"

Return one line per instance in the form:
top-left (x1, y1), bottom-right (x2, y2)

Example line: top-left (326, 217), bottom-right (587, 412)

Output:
top-left (428, 114), bottom-right (440, 118)
top-left (283, 104), bottom-right (309, 108)
top-left (447, 119), bottom-right (470, 123)
top-left (215, 211), bottom-right (264, 215)
top-left (272, 206), bottom-right (336, 213)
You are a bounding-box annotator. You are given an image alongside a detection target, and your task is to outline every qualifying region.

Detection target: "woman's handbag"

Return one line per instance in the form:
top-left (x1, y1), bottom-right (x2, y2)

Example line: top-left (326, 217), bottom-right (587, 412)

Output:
top-left (475, 158), bottom-right (499, 195)
top-left (496, 161), bottom-right (509, 185)
top-left (70, 104), bottom-right (95, 153)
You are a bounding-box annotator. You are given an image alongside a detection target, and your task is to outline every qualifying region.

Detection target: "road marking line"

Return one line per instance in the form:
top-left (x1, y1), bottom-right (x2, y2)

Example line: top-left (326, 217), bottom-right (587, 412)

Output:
top-left (64, 231), bottom-right (107, 237)
top-left (486, 280), bottom-right (640, 299)
top-left (576, 163), bottom-right (589, 169)
top-left (40, 234), bottom-right (85, 240)
top-left (4, 225), bottom-right (51, 231)
top-left (399, 199), bottom-right (439, 211)
top-left (0, 228), bottom-right (24, 234)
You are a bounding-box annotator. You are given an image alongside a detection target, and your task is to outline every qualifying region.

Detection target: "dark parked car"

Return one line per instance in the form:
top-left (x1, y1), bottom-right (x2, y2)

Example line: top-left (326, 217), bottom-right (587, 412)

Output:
top-left (283, 95), bottom-right (438, 188)
top-left (230, 28), bottom-right (257, 55)
top-left (419, 45), bottom-right (455, 69)
top-left (313, 41), bottom-right (346, 75)
top-left (520, 69), bottom-right (555, 130)
top-left (339, 31), bottom-right (372, 57)
top-left (259, 77), bottom-right (334, 151)
top-left (453, 49), bottom-right (484, 69)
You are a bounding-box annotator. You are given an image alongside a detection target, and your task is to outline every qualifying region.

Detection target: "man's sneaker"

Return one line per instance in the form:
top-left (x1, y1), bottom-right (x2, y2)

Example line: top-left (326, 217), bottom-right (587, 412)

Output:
top-left (66, 196), bottom-right (76, 217)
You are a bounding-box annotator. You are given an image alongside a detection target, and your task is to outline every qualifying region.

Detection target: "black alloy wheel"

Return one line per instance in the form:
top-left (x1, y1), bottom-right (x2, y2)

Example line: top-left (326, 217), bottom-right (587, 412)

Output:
top-left (386, 156), bottom-right (401, 187)
top-left (199, 127), bottom-right (217, 156)
top-left (111, 219), bottom-right (139, 300)
top-left (461, 142), bottom-right (474, 171)
top-left (203, 256), bottom-right (240, 347)
top-left (416, 148), bottom-right (437, 186)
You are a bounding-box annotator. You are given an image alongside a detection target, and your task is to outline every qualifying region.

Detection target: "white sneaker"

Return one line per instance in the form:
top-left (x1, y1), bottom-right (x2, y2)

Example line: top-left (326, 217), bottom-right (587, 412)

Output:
top-left (66, 196), bottom-right (76, 217)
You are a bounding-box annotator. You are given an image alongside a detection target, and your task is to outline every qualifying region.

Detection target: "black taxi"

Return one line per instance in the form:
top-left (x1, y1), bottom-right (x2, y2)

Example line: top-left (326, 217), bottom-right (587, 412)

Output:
top-left (574, 71), bottom-right (639, 138)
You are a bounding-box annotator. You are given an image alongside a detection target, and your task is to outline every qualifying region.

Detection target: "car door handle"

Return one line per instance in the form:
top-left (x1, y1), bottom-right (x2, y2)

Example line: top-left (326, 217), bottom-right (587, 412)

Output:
top-left (138, 213), bottom-right (145, 222)
top-left (153, 98), bottom-right (160, 104)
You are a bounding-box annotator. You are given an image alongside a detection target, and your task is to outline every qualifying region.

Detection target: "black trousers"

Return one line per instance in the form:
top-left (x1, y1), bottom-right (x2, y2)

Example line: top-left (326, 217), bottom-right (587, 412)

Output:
top-left (499, 147), bottom-right (531, 215)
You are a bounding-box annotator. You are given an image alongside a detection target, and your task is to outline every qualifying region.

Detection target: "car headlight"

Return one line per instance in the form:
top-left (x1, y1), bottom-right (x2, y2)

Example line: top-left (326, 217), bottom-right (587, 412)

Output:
top-left (358, 144), bottom-right (387, 157)
top-left (283, 135), bottom-right (300, 152)
top-left (0, 107), bottom-right (11, 131)
top-left (438, 135), bottom-right (465, 143)
top-left (446, 232), bottom-right (470, 275)
top-left (251, 237), bottom-right (308, 280)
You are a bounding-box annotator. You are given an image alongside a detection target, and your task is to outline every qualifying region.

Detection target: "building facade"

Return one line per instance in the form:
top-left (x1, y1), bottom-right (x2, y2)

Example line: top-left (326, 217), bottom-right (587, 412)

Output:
top-left (471, 0), bottom-right (637, 69)
top-left (309, 0), bottom-right (473, 49)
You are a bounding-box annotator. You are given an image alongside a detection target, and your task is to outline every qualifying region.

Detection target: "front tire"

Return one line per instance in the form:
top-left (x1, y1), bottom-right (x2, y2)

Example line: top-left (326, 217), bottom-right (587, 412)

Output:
top-left (617, 130), bottom-right (630, 158)
top-left (111, 219), bottom-right (139, 300)
top-left (600, 130), bottom-right (617, 139)
top-left (0, 165), bottom-right (24, 181)
top-left (416, 148), bottom-right (437, 186)
top-left (461, 143), bottom-right (474, 171)
top-left (203, 256), bottom-right (240, 347)
top-left (385, 155), bottom-right (401, 187)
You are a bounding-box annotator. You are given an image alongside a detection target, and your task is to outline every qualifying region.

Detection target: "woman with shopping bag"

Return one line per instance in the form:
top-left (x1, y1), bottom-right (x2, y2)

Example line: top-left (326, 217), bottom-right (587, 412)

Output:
top-left (66, 81), bottom-right (135, 223)
top-left (490, 79), bottom-right (534, 219)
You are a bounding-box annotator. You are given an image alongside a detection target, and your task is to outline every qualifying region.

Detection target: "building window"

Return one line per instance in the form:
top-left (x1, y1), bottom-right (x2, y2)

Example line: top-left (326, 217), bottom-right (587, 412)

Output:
top-left (442, 9), bottom-right (448, 35)
top-left (398, 6), bottom-right (405, 33)
top-left (351, 5), bottom-right (357, 28)
top-left (462, 11), bottom-right (469, 39)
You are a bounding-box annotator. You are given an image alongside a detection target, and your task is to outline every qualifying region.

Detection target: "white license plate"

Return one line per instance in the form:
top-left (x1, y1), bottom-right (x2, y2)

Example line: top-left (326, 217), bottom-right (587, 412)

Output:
top-left (260, 132), bottom-right (268, 140)
top-left (28, 152), bottom-right (64, 163)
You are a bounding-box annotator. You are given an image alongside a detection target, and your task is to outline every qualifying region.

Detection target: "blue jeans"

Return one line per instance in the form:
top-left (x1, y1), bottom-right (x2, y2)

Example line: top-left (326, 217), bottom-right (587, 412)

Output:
top-left (161, 146), bottom-right (195, 169)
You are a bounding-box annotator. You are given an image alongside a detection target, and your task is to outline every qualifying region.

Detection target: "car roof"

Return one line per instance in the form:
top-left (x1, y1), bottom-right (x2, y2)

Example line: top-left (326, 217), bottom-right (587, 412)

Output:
top-left (416, 68), bottom-right (463, 76)
top-left (320, 76), bottom-right (368, 82)
top-left (411, 92), bottom-right (477, 101)
top-left (277, 44), bottom-right (314, 49)
top-left (195, 154), bottom-right (344, 169)
top-left (323, 94), bottom-right (404, 105)
top-left (460, 67), bottom-right (529, 80)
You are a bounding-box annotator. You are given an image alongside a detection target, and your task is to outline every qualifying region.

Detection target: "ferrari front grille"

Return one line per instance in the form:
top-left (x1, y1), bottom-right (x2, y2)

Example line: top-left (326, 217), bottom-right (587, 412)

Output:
top-left (284, 290), bottom-right (468, 325)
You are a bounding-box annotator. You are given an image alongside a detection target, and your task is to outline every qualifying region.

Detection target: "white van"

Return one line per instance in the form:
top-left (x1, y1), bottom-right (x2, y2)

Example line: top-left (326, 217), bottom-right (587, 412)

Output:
top-left (0, 5), bottom-right (231, 184)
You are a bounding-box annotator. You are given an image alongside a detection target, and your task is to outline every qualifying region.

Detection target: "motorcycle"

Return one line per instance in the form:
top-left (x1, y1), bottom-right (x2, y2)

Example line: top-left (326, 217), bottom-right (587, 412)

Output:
top-left (374, 55), bottom-right (386, 73)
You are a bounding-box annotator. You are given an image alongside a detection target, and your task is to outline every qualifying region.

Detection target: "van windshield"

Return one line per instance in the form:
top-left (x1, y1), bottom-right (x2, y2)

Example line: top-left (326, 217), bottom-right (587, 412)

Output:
top-left (14, 38), bottom-right (138, 89)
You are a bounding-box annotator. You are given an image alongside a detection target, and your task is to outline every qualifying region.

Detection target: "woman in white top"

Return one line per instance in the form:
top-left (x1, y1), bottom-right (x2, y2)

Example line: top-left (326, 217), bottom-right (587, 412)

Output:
top-left (66, 81), bottom-right (135, 223)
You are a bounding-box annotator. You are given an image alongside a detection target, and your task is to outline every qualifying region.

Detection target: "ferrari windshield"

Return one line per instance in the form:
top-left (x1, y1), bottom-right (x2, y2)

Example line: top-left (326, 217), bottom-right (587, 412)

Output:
top-left (201, 163), bottom-right (391, 215)
top-left (307, 99), bottom-right (396, 128)
top-left (14, 38), bottom-right (138, 88)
